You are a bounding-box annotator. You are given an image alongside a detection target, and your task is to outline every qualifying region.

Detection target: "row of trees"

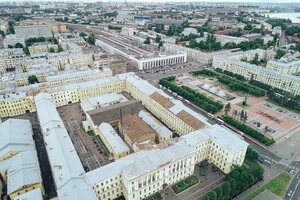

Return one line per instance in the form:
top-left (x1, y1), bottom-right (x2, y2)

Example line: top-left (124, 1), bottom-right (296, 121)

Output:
top-left (25, 37), bottom-right (46, 47)
top-left (176, 33), bottom-right (200, 43)
top-left (192, 69), bottom-right (217, 77)
top-left (220, 115), bottom-right (275, 146)
top-left (203, 148), bottom-right (263, 200)
top-left (217, 76), bottom-right (265, 97)
top-left (159, 77), bottom-right (224, 114)
top-left (189, 37), bottom-right (274, 52)
top-left (249, 80), bottom-right (300, 111)
top-left (215, 68), bottom-right (245, 81)
top-left (192, 69), bottom-right (263, 97)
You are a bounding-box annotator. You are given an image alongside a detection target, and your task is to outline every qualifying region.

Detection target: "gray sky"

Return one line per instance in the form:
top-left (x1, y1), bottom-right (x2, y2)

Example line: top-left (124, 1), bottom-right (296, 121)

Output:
top-left (1, 0), bottom-right (300, 3)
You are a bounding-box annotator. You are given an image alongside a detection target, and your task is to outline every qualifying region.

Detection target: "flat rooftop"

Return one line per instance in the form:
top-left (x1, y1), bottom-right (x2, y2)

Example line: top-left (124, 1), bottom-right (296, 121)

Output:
top-left (121, 114), bottom-right (156, 143)
top-left (176, 110), bottom-right (206, 130)
top-left (87, 99), bottom-right (143, 126)
top-left (150, 91), bottom-right (174, 109)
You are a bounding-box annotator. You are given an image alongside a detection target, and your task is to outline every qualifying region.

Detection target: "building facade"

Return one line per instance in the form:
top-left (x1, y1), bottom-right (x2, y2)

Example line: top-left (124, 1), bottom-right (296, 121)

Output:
top-left (213, 51), bottom-right (300, 95)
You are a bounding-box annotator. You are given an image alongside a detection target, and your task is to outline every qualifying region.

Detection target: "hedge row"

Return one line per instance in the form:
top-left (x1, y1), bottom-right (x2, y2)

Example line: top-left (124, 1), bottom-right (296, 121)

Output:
top-left (159, 78), bottom-right (223, 114)
top-left (217, 76), bottom-right (265, 97)
top-left (220, 115), bottom-right (275, 146)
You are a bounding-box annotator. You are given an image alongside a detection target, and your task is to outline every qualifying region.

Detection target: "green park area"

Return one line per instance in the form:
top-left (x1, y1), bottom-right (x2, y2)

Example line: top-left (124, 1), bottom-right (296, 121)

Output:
top-left (245, 172), bottom-right (291, 200)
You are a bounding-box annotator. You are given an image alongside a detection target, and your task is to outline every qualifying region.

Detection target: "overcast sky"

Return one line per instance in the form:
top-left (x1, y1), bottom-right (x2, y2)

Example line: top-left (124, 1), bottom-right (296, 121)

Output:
top-left (1, 0), bottom-right (300, 3)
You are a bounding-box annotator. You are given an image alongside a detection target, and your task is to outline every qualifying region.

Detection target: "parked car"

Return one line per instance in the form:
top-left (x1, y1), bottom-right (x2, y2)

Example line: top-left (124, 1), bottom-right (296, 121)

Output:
top-left (287, 190), bottom-right (293, 197)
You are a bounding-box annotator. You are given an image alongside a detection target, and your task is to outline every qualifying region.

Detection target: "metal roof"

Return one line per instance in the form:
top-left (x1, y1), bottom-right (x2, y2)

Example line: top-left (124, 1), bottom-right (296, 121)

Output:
top-left (0, 119), bottom-right (35, 159)
top-left (99, 123), bottom-right (129, 154)
top-left (34, 93), bottom-right (97, 200)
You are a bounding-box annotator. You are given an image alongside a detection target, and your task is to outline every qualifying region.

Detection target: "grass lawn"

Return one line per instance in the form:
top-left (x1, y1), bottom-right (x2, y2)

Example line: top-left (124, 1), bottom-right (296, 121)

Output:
top-left (245, 172), bottom-right (291, 200)
top-left (86, 130), bottom-right (95, 136)
top-left (236, 102), bottom-right (251, 109)
top-left (265, 172), bottom-right (291, 197)
top-left (145, 192), bottom-right (163, 200)
top-left (171, 175), bottom-right (199, 194)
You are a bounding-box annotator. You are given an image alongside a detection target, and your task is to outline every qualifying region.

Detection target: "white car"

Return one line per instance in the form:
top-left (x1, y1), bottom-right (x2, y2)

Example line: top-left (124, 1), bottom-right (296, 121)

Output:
top-left (287, 190), bottom-right (293, 197)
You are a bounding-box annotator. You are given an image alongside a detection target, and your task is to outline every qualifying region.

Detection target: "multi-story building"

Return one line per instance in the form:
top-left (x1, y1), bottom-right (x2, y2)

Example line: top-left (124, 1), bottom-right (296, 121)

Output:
top-left (34, 93), bottom-right (97, 200)
top-left (15, 68), bottom-right (112, 92)
top-left (28, 73), bottom-right (248, 200)
top-left (3, 34), bottom-right (25, 48)
top-left (0, 119), bottom-right (44, 199)
top-left (28, 43), bottom-right (58, 58)
top-left (165, 43), bottom-right (236, 64)
top-left (14, 25), bottom-right (53, 40)
top-left (138, 110), bottom-right (173, 142)
top-left (213, 50), bottom-right (300, 95)
top-left (68, 54), bottom-right (94, 67)
top-left (95, 34), bottom-right (187, 70)
top-left (215, 34), bottom-right (249, 45)
top-left (266, 56), bottom-right (300, 75)
top-left (86, 124), bottom-right (247, 200)
top-left (0, 93), bottom-right (35, 117)
top-left (0, 48), bottom-right (25, 74)
top-left (0, 119), bottom-right (35, 161)
top-left (51, 23), bottom-right (68, 33)
top-left (97, 122), bottom-right (130, 159)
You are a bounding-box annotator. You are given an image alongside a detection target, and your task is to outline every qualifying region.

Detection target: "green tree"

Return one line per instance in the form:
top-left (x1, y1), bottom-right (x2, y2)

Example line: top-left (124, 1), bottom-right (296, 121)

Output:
top-left (224, 103), bottom-right (231, 115)
top-left (87, 34), bottom-right (96, 45)
top-left (15, 43), bottom-right (24, 48)
top-left (79, 32), bottom-right (87, 37)
top-left (251, 53), bottom-right (259, 65)
top-left (7, 22), bottom-right (15, 34)
top-left (246, 147), bottom-right (259, 161)
top-left (240, 110), bottom-right (244, 121)
top-left (244, 111), bottom-right (248, 122)
top-left (158, 41), bottom-right (163, 48)
top-left (28, 75), bottom-right (39, 84)
top-left (58, 46), bottom-right (63, 52)
top-left (155, 34), bottom-right (161, 43)
top-left (0, 30), bottom-right (5, 37)
top-left (274, 49), bottom-right (286, 59)
top-left (49, 47), bottom-right (55, 53)
top-left (144, 37), bottom-right (151, 44)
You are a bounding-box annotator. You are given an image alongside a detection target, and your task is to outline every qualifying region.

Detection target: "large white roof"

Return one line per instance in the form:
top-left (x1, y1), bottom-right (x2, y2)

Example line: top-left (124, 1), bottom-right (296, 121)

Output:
top-left (81, 93), bottom-right (128, 113)
top-left (34, 93), bottom-right (97, 200)
top-left (0, 119), bottom-right (35, 159)
top-left (86, 124), bottom-right (247, 185)
top-left (7, 150), bottom-right (42, 194)
top-left (86, 142), bottom-right (194, 184)
top-left (182, 124), bottom-right (248, 153)
top-left (98, 123), bottom-right (129, 154)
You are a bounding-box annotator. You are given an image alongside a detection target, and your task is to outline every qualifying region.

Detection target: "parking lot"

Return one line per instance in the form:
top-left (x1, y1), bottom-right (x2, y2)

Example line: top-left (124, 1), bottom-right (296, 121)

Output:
top-left (57, 103), bottom-right (112, 172)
